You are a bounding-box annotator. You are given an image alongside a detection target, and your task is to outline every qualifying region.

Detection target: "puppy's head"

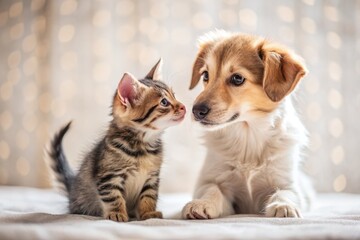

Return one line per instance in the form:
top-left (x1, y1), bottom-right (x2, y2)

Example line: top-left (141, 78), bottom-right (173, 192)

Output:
top-left (190, 30), bottom-right (307, 130)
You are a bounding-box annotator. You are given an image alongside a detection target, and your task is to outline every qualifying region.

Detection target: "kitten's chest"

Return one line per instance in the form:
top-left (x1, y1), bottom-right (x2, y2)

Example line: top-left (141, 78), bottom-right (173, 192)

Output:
top-left (124, 156), bottom-right (161, 204)
top-left (125, 169), bottom-right (149, 202)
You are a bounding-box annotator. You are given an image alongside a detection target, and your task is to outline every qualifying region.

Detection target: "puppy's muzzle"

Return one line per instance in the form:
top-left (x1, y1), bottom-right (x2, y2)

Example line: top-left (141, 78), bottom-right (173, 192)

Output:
top-left (192, 103), bottom-right (210, 121)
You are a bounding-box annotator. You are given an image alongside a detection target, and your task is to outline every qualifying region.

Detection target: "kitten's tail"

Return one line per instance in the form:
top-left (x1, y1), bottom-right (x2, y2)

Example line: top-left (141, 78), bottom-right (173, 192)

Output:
top-left (47, 121), bottom-right (75, 194)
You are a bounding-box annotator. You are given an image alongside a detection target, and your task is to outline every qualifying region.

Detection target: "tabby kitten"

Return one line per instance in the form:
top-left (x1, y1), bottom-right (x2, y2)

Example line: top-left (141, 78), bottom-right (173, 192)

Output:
top-left (48, 59), bottom-right (186, 222)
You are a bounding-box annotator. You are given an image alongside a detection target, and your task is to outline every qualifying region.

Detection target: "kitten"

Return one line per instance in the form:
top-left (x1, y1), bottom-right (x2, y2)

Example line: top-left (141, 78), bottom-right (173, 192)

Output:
top-left (47, 59), bottom-right (186, 222)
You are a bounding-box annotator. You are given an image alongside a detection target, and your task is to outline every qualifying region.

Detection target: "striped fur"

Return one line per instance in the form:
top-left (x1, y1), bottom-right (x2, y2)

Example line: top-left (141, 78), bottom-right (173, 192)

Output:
top-left (47, 121), bottom-right (74, 192)
top-left (47, 60), bottom-right (186, 221)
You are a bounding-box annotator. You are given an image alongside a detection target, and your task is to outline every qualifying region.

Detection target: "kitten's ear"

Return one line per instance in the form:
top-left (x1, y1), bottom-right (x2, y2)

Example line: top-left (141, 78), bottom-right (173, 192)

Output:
top-left (145, 58), bottom-right (163, 81)
top-left (117, 73), bottom-right (141, 106)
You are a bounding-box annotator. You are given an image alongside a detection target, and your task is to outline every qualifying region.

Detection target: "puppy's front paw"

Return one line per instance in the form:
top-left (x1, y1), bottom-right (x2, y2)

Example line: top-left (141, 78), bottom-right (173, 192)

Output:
top-left (182, 199), bottom-right (219, 219)
top-left (265, 203), bottom-right (302, 218)
top-left (107, 212), bottom-right (129, 222)
top-left (140, 211), bottom-right (163, 220)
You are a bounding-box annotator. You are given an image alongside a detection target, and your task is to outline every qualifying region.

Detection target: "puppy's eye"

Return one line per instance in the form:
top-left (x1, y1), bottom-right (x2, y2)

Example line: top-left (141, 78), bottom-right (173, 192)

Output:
top-left (230, 74), bottom-right (245, 86)
top-left (160, 98), bottom-right (170, 107)
top-left (201, 71), bottom-right (209, 82)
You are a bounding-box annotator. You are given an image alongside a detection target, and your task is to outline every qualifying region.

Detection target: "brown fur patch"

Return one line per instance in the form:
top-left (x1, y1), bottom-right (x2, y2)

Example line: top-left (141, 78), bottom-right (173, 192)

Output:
top-left (190, 42), bottom-right (214, 89)
top-left (261, 43), bottom-right (307, 102)
top-left (138, 196), bottom-right (160, 219)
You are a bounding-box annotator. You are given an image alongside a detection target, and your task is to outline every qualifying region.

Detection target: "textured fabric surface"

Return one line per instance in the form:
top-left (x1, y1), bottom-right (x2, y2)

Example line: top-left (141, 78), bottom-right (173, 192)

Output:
top-left (0, 186), bottom-right (360, 240)
top-left (0, 0), bottom-right (360, 193)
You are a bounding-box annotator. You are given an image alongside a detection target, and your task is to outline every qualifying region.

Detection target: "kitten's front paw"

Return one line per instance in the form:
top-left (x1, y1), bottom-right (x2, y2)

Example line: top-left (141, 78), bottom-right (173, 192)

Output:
top-left (107, 212), bottom-right (129, 222)
top-left (265, 202), bottom-right (302, 218)
top-left (182, 199), bottom-right (219, 219)
top-left (140, 211), bottom-right (163, 220)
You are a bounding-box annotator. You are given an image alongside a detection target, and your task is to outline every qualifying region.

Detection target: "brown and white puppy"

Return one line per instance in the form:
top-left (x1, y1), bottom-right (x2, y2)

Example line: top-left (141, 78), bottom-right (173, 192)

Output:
top-left (182, 31), bottom-right (314, 219)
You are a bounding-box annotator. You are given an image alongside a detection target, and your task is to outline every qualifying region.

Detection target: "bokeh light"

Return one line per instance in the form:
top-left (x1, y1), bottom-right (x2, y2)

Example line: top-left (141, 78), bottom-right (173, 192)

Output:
top-left (0, 0), bottom-right (358, 194)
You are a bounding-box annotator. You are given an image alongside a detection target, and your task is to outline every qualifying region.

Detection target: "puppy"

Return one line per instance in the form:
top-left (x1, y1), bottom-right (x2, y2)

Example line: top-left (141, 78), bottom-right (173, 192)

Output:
top-left (182, 30), bottom-right (314, 219)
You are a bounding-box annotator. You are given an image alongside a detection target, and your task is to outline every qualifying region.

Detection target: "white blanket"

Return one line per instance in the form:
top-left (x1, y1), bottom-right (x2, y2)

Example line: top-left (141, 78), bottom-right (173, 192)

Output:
top-left (0, 187), bottom-right (359, 239)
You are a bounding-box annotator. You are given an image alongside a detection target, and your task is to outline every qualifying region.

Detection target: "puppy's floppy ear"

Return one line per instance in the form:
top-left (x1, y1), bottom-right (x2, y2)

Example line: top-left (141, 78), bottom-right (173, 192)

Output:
top-left (145, 58), bottom-right (163, 81)
top-left (189, 44), bottom-right (211, 90)
top-left (190, 30), bottom-right (232, 90)
top-left (260, 43), bottom-right (307, 102)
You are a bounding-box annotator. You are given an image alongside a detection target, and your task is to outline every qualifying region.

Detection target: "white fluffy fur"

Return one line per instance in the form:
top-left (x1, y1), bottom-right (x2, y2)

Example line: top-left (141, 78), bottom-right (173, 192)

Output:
top-left (182, 97), bottom-right (315, 218)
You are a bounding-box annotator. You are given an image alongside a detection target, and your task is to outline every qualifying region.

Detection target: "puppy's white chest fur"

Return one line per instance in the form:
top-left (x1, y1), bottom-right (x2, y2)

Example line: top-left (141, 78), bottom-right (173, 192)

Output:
top-left (206, 122), bottom-right (275, 213)
top-left (216, 161), bottom-right (270, 213)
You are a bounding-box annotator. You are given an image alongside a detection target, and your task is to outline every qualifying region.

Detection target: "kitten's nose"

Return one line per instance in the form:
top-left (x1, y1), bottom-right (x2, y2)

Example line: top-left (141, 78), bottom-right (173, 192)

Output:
top-left (192, 103), bottom-right (210, 120)
top-left (179, 104), bottom-right (186, 112)
top-left (177, 104), bottom-right (186, 117)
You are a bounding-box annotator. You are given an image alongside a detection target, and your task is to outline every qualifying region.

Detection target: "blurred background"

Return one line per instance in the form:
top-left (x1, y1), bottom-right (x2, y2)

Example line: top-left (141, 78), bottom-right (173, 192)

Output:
top-left (0, 0), bottom-right (359, 194)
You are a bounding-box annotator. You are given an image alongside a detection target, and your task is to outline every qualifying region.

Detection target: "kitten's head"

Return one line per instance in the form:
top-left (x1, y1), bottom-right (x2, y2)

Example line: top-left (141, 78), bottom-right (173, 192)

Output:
top-left (112, 59), bottom-right (186, 131)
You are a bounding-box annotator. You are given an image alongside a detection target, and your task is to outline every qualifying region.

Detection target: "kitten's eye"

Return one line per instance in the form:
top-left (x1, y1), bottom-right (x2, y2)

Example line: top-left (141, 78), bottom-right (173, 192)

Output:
top-left (201, 71), bottom-right (209, 82)
top-left (160, 98), bottom-right (169, 107)
top-left (230, 74), bottom-right (245, 86)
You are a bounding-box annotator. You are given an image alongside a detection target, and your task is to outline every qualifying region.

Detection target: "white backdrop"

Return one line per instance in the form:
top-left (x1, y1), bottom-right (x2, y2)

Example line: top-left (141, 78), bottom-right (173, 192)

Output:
top-left (0, 0), bottom-right (360, 193)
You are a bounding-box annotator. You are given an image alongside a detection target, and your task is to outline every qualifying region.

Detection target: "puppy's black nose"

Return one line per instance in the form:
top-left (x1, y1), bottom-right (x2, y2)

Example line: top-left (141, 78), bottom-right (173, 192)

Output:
top-left (192, 103), bottom-right (210, 120)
